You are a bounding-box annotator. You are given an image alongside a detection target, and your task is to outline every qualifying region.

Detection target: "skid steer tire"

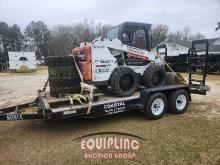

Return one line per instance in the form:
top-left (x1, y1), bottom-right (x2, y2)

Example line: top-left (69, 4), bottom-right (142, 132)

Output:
top-left (49, 77), bottom-right (81, 87)
top-left (142, 64), bottom-right (166, 88)
top-left (110, 67), bottom-right (138, 97)
top-left (48, 66), bottom-right (79, 77)
top-left (46, 56), bottom-right (75, 67)
top-left (95, 85), bottom-right (108, 90)
top-left (50, 86), bottom-right (81, 97)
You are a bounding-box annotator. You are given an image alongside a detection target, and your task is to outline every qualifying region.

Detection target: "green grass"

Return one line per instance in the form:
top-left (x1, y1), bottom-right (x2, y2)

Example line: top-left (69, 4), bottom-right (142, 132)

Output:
top-left (0, 107), bottom-right (219, 164)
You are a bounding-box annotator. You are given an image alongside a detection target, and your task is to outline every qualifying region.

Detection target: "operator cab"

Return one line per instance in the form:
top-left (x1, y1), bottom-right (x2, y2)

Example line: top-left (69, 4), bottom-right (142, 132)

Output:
top-left (106, 22), bottom-right (152, 51)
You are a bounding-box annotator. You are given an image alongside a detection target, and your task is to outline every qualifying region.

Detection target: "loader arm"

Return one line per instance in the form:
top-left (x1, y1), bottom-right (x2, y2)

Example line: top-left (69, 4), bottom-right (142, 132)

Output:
top-left (92, 38), bottom-right (162, 63)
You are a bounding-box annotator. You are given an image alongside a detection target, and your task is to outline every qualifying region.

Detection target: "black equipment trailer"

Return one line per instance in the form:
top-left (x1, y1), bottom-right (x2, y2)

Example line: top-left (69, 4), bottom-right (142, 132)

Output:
top-left (0, 85), bottom-right (192, 121)
top-left (1, 39), bottom-right (212, 122)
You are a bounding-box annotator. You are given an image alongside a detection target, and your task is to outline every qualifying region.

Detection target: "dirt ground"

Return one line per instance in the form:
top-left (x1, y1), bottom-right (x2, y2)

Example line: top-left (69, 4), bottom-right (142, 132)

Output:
top-left (0, 71), bottom-right (220, 165)
top-left (0, 71), bottom-right (48, 108)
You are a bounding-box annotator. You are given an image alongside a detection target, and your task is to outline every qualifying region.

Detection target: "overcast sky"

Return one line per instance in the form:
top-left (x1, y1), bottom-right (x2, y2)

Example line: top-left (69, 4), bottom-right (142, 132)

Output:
top-left (0, 0), bottom-right (220, 38)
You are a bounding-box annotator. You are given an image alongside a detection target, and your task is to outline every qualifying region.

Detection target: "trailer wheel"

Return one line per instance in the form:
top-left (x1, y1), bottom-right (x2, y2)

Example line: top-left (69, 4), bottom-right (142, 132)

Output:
top-left (49, 77), bottom-right (81, 87)
top-left (168, 89), bottom-right (189, 114)
top-left (48, 66), bottom-right (78, 77)
top-left (144, 92), bottom-right (167, 120)
top-left (111, 67), bottom-right (138, 97)
top-left (95, 85), bottom-right (108, 90)
top-left (46, 56), bottom-right (75, 67)
top-left (50, 86), bottom-right (81, 97)
top-left (47, 56), bottom-right (81, 97)
top-left (142, 64), bottom-right (165, 88)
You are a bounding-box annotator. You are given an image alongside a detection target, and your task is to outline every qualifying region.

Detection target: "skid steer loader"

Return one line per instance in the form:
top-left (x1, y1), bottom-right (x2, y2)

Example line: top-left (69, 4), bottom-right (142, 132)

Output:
top-left (47, 22), bottom-right (181, 97)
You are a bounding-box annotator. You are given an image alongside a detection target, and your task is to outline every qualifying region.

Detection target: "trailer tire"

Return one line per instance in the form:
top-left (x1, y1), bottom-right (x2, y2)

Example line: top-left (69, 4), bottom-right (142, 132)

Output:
top-left (47, 56), bottom-right (81, 97)
top-left (49, 77), bottom-right (81, 87)
top-left (48, 66), bottom-right (76, 77)
top-left (49, 66), bottom-right (78, 77)
top-left (110, 67), bottom-right (138, 97)
top-left (142, 64), bottom-right (165, 88)
top-left (95, 85), bottom-right (108, 90)
top-left (144, 92), bottom-right (167, 120)
top-left (50, 86), bottom-right (81, 97)
top-left (46, 56), bottom-right (75, 67)
top-left (168, 89), bottom-right (189, 114)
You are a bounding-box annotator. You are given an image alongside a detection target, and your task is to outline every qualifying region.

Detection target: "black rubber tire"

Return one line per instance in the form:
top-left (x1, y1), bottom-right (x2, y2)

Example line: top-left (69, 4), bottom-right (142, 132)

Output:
top-left (144, 92), bottom-right (167, 120)
top-left (50, 86), bottom-right (81, 97)
top-left (95, 85), bottom-right (108, 90)
top-left (110, 67), bottom-right (138, 97)
top-left (46, 56), bottom-right (75, 67)
top-left (168, 89), bottom-right (189, 114)
top-left (47, 56), bottom-right (81, 97)
top-left (142, 64), bottom-right (166, 88)
top-left (49, 77), bottom-right (81, 87)
top-left (48, 66), bottom-right (78, 77)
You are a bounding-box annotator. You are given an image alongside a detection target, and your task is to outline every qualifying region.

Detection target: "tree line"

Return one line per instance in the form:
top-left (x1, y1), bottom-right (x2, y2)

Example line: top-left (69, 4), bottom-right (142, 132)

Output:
top-left (0, 20), bottom-right (112, 59)
top-left (0, 20), bottom-right (219, 60)
top-left (48, 21), bottom-right (112, 57)
top-left (151, 25), bottom-right (206, 48)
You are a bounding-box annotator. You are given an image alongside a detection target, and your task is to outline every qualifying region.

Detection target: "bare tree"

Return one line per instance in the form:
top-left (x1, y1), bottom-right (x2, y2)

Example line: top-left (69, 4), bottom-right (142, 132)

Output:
top-left (166, 30), bottom-right (183, 43)
top-left (190, 33), bottom-right (205, 41)
top-left (48, 20), bottom-right (113, 56)
top-left (152, 24), bottom-right (169, 48)
top-left (182, 26), bottom-right (191, 42)
top-left (95, 23), bottom-right (112, 36)
top-left (216, 22), bottom-right (220, 34)
top-left (166, 32), bottom-right (175, 42)
top-left (167, 26), bottom-right (205, 43)
top-left (216, 22), bottom-right (220, 31)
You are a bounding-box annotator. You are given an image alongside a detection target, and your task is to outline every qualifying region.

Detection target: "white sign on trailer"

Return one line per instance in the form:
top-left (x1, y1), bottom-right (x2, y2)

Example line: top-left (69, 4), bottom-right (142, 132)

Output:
top-left (8, 52), bottom-right (37, 71)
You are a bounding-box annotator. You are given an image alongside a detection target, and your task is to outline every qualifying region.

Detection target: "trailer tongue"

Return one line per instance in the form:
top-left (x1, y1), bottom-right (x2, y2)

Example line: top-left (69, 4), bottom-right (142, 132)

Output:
top-left (0, 101), bottom-right (43, 120)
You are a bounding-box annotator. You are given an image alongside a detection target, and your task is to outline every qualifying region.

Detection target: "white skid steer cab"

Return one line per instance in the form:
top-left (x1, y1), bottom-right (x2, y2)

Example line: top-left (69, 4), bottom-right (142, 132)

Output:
top-left (72, 22), bottom-right (170, 96)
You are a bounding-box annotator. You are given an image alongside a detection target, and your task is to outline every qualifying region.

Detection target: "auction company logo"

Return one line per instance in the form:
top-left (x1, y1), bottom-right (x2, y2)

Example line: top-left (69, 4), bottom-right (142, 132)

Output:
top-left (73, 132), bottom-right (146, 159)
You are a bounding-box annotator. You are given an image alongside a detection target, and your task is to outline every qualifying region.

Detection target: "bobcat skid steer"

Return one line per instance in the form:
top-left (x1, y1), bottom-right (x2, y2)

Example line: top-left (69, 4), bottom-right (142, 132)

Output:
top-left (72, 22), bottom-right (168, 96)
top-left (47, 22), bottom-right (182, 97)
